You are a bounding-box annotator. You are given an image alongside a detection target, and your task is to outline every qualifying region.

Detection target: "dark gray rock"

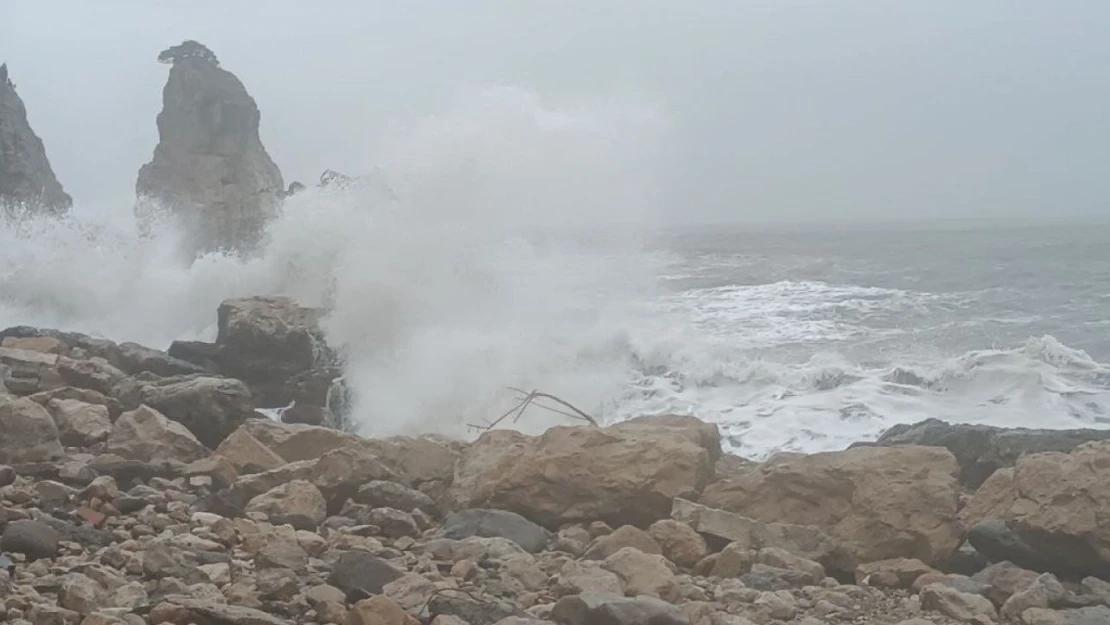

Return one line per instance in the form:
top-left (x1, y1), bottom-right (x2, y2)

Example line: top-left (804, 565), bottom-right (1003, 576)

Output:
top-left (170, 297), bottom-right (341, 410)
top-left (1, 520), bottom-right (59, 560)
top-left (443, 509), bottom-right (549, 553)
top-left (870, 418), bottom-right (1110, 488)
top-left (0, 64), bottom-right (72, 215)
top-left (326, 550), bottom-right (403, 603)
top-left (0, 465), bottom-right (14, 487)
top-left (967, 520), bottom-right (1109, 579)
top-left (551, 593), bottom-right (687, 625)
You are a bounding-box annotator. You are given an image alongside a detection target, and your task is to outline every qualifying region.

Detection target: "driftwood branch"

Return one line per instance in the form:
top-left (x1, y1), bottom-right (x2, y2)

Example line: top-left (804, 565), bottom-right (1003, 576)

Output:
top-left (468, 388), bottom-right (598, 433)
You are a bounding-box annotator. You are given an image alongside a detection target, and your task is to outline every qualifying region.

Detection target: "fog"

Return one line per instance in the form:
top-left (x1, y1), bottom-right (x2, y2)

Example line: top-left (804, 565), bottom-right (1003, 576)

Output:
top-left (5, 0), bottom-right (1110, 223)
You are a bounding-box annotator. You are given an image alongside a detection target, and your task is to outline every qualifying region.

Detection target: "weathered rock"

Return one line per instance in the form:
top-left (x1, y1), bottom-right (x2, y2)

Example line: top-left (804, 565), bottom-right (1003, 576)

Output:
top-left (555, 560), bottom-right (624, 596)
top-left (367, 507), bottom-right (419, 539)
top-left (0, 326), bottom-right (203, 378)
top-left (961, 441), bottom-right (1110, 579)
top-left (551, 593), bottom-right (686, 625)
top-left (348, 595), bottom-right (419, 625)
top-left (741, 563), bottom-right (818, 591)
top-left (57, 357), bottom-right (125, 396)
top-left (584, 525), bottom-right (661, 560)
top-left (383, 573), bottom-right (437, 614)
top-left (1021, 606), bottom-right (1110, 625)
top-left (166, 596), bottom-right (293, 625)
top-left (213, 426), bottom-right (286, 473)
top-left (1000, 573), bottom-right (1066, 621)
top-left (105, 405), bottom-right (206, 463)
top-left (244, 479), bottom-right (326, 527)
top-left (442, 509), bottom-right (549, 553)
top-left (709, 542), bottom-right (756, 577)
top-left (1, 519), bottom-right (59, 560)
top-left (0, 395), bottom-right (63, 463)
top-left (58, 573), bottom-right (107, 615)
top-left (0, 63), bottom-right (72, 215)
top-left (47, 399), bottom-right (112, 447)
top-left (601, 547), bottom-right (678, 601)
top-left (972, 561), bottom-right (1042, 607)
top-left (699, 445), bottom-right (961, 570)
top-left (672, 498), bottom-right (838, 564)
top-left (855, 558), bottom-right (938, 590)
top-left (112, 374), bottom-right (253, 448)
top-left (327, 551), bottom-right (404, 602)
top-left (872, 417), bottom-right (1110, 488)
top-left (135, 41), bottom-right (284, 258)
top-left (450, 418), bottom-right (718, 528)
top-left (355, 480), bottom-right (437, 514)
top-left (755, 547), bottom-right (825, 586)
top-left (920, 583), bottom-right (997, 622)
top-left (647, 519), bottom-right (708, 569)
top-left (427, 592), bottom-right (523, 625)
top-left (29, 387), bottom-right (123, 420)
top-left (0, 344), bottom-right (64, 394)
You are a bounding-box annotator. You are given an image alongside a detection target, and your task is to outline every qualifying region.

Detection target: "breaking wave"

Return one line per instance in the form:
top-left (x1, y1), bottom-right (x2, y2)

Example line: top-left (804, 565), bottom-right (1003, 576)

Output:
top-left (3, 85), bottom-right (1110, 457)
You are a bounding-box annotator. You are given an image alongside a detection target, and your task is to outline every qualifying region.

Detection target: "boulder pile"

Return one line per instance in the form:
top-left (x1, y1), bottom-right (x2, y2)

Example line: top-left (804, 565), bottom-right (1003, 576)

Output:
top-left (2, 300), bottom-right (1110, 624)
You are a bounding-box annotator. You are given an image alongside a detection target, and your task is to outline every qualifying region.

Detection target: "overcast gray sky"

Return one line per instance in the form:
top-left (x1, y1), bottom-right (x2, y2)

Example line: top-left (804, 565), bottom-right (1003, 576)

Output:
top-left (4, 0), bottom-right (1109, 223)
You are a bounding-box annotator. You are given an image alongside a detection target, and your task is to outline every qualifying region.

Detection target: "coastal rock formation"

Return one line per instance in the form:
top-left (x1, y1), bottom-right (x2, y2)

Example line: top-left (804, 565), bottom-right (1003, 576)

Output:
top-left (448, 415), bottom-right (719, 529)
top-left (5, 304), bottom-right (1110, 624)
top-left (961, 440), bottom-right (1110, 580)
top-left (868, 417), bottom-right (1110, 488)
top-left (699, 445), bottom-right (963, 571)
top-left (0, 63), bottom-right (72, 215)
top-left (169, 296), bottom-right (344, 425)
top-left (135, 40), bottom-right (284, 257)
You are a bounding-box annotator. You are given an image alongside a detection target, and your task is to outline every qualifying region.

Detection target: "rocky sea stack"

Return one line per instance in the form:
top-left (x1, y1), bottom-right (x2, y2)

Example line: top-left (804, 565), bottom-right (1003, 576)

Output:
top-left (0, 63), bottom-right (72, 217)
top-left (135, 40), bottom-right (284, 258)
top-left (2, 297), bottom-right (1110, 624)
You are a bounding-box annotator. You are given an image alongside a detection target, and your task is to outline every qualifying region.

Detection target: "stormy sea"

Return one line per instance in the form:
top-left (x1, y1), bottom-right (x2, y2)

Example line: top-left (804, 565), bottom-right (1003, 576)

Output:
top-left (3, 88), bottom-right (1109, 459)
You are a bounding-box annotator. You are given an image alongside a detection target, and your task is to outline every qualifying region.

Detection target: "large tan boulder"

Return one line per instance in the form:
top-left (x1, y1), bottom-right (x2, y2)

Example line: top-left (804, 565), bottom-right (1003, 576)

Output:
top-left (47, 398), bottom-right (112, 447)
top-left (106, 405), bottom-right (207, 463)
top-left (240, 419), bottom-right (461, 488)
top-left (0, 395), bottom-right (64, 463)
top-left (672, 497), bottom-right (838, 565)
top-left (214, 426), bottom-right (286, 473)
top-left (0, 346), bottom-right (63, 395)
top-left (698, 445), bottom-right (961, 569)
top-left (961, 441), bottom-right (1110, 579)
top-left (112, 374), bottom-right (254, 448)
top-left (245, 479), bottom-right (327, 528)
top-left (448, 418), bottom-right (718, 528)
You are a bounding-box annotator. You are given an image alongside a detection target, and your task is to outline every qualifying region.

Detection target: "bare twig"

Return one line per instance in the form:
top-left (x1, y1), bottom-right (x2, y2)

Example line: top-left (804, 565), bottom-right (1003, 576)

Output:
top-left (472, 387), bottom-right (598, 433)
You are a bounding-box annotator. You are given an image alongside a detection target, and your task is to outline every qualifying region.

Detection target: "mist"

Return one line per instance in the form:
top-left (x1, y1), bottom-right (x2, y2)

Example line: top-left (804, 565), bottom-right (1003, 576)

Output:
top-left (5, 0), bottom-right (1110, 224)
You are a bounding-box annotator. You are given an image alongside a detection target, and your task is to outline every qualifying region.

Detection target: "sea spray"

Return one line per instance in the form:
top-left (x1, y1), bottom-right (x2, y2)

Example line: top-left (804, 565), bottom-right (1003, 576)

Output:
top-left (1, 85), bottom-right (673, 439)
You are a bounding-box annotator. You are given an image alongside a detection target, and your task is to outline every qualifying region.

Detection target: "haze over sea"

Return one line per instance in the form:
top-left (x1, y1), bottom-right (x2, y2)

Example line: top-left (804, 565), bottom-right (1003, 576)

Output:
top-left (5, 2), bottom-right (1110, 458)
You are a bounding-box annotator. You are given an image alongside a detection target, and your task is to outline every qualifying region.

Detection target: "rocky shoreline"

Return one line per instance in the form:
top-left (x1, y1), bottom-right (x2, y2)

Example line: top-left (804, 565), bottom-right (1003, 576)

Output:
top-left (1, 298), bottom-right (1109, 625)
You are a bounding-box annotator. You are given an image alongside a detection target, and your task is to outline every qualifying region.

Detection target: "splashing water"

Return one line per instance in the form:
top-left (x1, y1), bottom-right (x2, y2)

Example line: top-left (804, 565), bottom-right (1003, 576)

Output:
top-left (1, 86), bottom-right (674, 439)
top-left (5, 85), bottom-right (1110, 458)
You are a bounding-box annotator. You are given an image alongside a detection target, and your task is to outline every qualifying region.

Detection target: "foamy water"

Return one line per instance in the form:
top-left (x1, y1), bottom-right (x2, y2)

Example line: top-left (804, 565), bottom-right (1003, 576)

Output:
top-left (4, 86), bottom-right (1110, 459)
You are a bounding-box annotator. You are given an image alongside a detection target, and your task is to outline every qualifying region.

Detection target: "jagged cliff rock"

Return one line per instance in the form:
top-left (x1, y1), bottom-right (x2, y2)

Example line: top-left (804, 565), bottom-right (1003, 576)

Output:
top-left (0, 63), bottom-right (72, 216)
top-left (135, 41), bottom-right (283, 257)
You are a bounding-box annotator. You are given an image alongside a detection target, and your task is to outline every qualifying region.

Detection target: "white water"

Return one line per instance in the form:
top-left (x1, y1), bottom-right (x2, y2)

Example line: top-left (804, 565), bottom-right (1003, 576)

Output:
top-left (1, 86), bottom-right (675, 439)
top-left (5, 85), bottom-right (1110, 458)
